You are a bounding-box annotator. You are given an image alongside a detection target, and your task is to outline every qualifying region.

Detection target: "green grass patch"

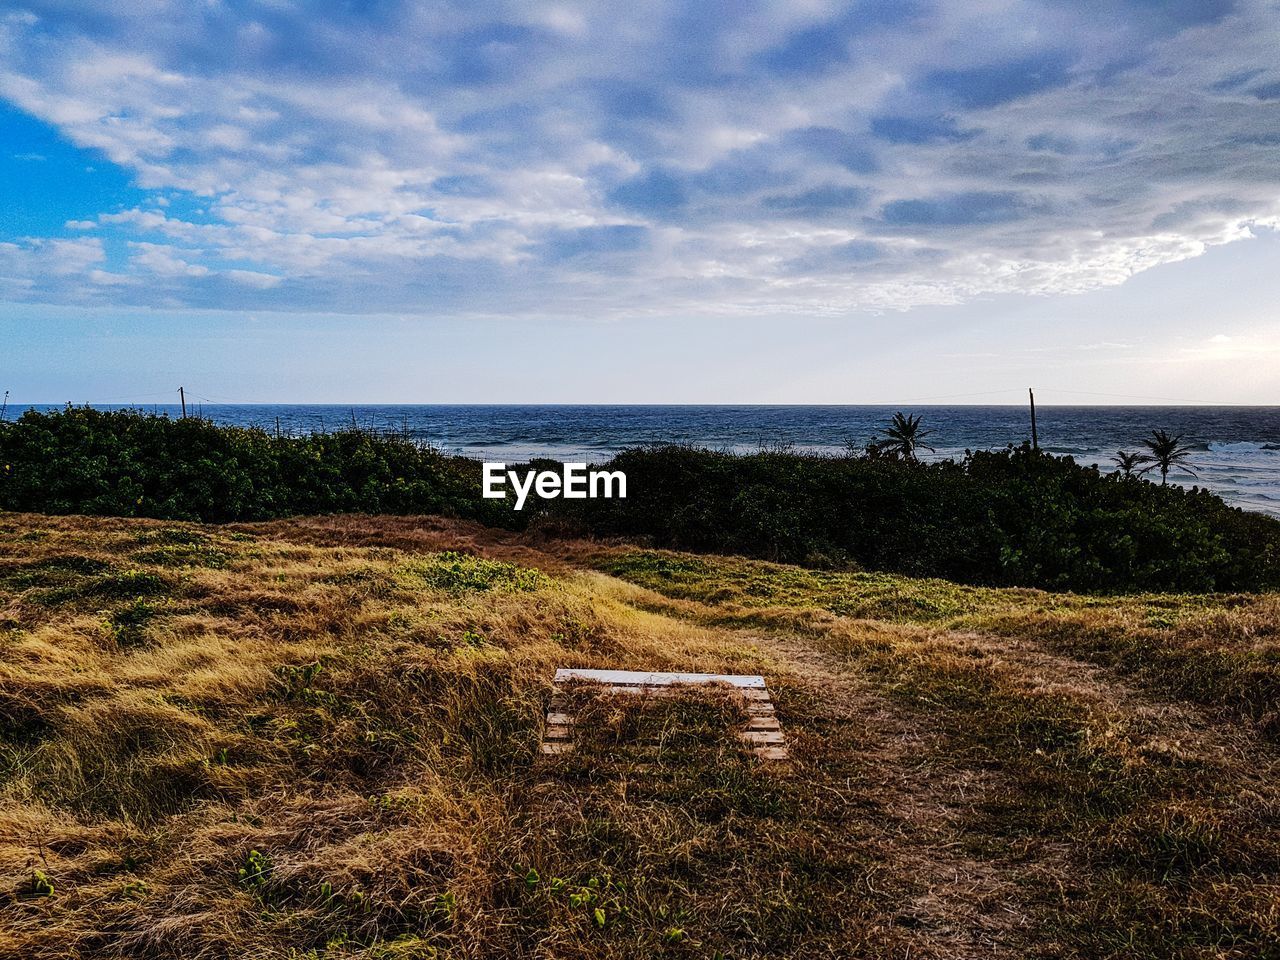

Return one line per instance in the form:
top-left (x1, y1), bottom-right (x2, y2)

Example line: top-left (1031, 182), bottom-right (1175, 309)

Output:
top-left (403, 551), bottom-right (545, 593)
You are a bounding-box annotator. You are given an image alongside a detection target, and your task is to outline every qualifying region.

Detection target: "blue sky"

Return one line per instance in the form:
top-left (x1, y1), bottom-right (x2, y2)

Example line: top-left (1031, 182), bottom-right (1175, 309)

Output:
top-left (2, 0), bottom-right (1279, 402)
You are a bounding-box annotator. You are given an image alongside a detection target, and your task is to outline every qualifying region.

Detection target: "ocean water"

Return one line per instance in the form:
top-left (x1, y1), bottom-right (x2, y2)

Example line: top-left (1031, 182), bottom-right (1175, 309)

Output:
top-left (17, 403), bottom-right (1280, 518)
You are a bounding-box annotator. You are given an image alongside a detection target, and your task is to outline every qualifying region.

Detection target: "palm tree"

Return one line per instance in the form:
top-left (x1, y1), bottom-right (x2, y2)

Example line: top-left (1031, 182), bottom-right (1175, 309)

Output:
top-left (873, 412), bottom-right (935, 462)
top-left (1136, 429), bottom-right (1199, 485)
top-left (1110, 450), bottom-right (1143, 476)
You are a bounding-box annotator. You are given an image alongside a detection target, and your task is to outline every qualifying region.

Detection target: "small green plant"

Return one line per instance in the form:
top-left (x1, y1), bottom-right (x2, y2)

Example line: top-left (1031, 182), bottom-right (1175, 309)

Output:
top-left (280, 660), bottom-right (324, 686)
top-left (278, 660), bottom-right (331, 702)
top-left (101, 597), bottom-right (160, 647)
top-left (237, 849), bottom-right (271, 889)
top-left (29, 869), bottom-right (55, 898)
top-left (434, 890), bottom-right (458, 923)
top-left (324, 931), bottom-right (351, 951)
top-left (119, 879), bottom-right (150, 899)
top-left (662, 926), bottom-right (686, 944)
top-left (132, 544), bottom-right (230, 568)
top-left (369, 791), bottom-right (428, 815)
top-left (94, 568), bottom-right (171, 599)
top-left (408, 551), bottom-right (543, 593)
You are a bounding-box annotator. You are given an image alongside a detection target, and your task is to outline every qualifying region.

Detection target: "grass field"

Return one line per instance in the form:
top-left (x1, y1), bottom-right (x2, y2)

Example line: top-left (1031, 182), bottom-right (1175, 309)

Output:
top-left (1, 513), bottom-right (1278, 959)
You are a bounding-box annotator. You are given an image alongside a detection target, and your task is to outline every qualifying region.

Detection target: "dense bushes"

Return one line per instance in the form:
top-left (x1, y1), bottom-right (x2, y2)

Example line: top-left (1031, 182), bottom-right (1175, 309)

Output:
top-left (559, 445), bottom-right (1280, 593)
top-left (3, 408), bottom-right (1278, 593)
top-left (0, 406), bottom-right (512, 527)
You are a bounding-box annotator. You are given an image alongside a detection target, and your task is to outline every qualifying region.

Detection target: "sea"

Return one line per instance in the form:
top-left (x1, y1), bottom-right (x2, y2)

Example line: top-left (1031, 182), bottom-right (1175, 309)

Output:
top-left (15, 404), bottom-right (1280, 518)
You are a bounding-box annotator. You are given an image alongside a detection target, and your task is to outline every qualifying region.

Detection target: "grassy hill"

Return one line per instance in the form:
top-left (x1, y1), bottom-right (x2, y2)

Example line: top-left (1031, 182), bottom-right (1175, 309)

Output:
top-left (1, 512), bottom-right (1278, 959)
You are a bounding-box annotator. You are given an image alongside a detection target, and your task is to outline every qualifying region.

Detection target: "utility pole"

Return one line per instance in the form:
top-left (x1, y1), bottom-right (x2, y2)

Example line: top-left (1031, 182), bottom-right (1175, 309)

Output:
top-left (1028, 387), bottom-right (1039, 451)
top-left (179, 386), bottom-right (187, 419)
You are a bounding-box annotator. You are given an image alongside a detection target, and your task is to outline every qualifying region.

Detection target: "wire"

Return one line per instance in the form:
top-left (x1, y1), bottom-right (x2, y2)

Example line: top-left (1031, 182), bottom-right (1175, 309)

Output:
top-left (192, 393), bottom-right (291, 405)
top-left (83, 390), bottom-right (182, 403)
top-left (1038, 387), bottom-right (1253, 406)
top-left (885, 388), bottom-right (1028, 403)
top-left (891, 386), bottom-right (1255, 406)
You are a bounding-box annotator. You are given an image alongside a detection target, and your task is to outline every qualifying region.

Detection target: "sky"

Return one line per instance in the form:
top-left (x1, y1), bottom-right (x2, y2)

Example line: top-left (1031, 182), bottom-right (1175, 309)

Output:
top-left (2, 0), bottom-right (1279, 404)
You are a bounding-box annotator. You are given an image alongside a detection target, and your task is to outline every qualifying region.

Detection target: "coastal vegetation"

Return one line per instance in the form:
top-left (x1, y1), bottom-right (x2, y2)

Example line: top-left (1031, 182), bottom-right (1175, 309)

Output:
top-left (1, 513), bottom-right (1277, 958)
top-left (0, 406), bottom-right (510, 527)
top-left (2, 406), bottom-right (1278, 594)
top-left (868, 411), bottom-right (934, 461)
top-left (1110, 450), bottom-right (1144, 476)
top-left (1135, 429), bottom-right (1201, 485)
top-left (565, 444), bottom-right (1280, 593)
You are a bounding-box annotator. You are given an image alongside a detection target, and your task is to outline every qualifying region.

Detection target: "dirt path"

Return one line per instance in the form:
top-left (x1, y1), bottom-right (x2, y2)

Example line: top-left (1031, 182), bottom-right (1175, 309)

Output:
top-left (936, 626), bottom-right (1280, 797)
top-left (597, 576), bottom-right (1280, 959)
top-left (740, 629), bottom-right (1063, 959)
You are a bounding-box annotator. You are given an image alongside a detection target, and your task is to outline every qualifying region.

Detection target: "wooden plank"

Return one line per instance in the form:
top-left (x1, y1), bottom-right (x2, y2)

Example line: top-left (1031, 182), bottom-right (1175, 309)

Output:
top-left (554, 703), bottom-right (772, 720)
top-left (554, 686), bottom-right (773, 702)
top-left (754, 746), bottom-right (789, 761)
top-left (541, 668), bottom-right (789, 762)
top-left (554, 685), bottom-right (770, 699)
top-left (554, 669), bottom-right (766, 689)
top-left (543, 739), bottom-right (787, 759)
top-left (738, 731), bottom-right (787, 745)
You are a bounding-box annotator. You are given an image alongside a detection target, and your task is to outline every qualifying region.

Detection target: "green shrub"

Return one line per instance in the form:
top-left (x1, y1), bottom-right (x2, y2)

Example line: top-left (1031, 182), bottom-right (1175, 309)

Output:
top-left (102, 598), bottom-right (161, 647)
top-left (0, 407), bottom-right (515, 527)
top-left (554, 444), bottom-right (1280, 594)
top-left (405, 551), bottom-right (544, 593)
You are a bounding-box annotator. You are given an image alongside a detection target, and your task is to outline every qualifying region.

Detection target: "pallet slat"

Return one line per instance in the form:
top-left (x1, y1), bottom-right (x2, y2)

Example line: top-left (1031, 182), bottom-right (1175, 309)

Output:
top-left (540, 668), bottom-right (790, 762)
top-left (554, 668), bottom-right (767, 688)
top-left (738, 730), bottom-right (787, 745)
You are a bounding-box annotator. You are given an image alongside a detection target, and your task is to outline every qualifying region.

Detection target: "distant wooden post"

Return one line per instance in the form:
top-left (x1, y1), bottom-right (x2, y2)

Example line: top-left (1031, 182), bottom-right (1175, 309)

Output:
top-left (179, 386), bottom-right (187, 419)
top-left (1029, 388), bottom-right (1039, 451)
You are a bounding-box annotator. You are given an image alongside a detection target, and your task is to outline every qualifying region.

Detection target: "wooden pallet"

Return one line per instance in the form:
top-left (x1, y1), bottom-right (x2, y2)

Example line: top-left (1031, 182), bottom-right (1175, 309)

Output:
top-left (541, 668), bottom-right (789, 761)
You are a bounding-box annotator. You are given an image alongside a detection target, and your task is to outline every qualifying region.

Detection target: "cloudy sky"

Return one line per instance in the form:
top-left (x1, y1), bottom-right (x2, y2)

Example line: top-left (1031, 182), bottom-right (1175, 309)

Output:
top-left (3, 0), bottom-right (1279, 403)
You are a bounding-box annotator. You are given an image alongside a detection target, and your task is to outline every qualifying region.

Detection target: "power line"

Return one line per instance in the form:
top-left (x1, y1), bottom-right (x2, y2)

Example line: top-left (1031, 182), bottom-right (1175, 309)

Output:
top-left (1038, 387), bottom-right (1253, 406)
top-left (889, 386), bottom-right (1255, 406)
top-left (888, 388), bottom-right (1026, 403)
top-left (80, 390), bottom-right (180, 403)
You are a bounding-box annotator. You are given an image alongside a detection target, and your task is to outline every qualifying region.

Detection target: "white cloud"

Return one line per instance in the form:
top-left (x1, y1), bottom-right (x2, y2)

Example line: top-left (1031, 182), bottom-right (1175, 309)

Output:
top-left (1, 0), bottom-right (1279, 317)
top-left (129, 242), bottom-right (211, 277)
top-left (0, 236), bottom-right (106, 299)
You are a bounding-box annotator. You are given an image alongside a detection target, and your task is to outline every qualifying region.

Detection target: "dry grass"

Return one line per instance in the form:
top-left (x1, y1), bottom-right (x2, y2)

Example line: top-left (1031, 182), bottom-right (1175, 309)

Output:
top-left (1, 514), bottom-right (1278, 959)
top-left (596, 549), bottom-right (1280, 738)
top-left (591, 549), bottom-right (1280, 958)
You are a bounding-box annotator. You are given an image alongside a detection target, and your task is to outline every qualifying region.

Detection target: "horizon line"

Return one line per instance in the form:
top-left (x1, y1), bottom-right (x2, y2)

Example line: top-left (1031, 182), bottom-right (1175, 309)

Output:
top-left (6, 400), bottom-right (1275, 409)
